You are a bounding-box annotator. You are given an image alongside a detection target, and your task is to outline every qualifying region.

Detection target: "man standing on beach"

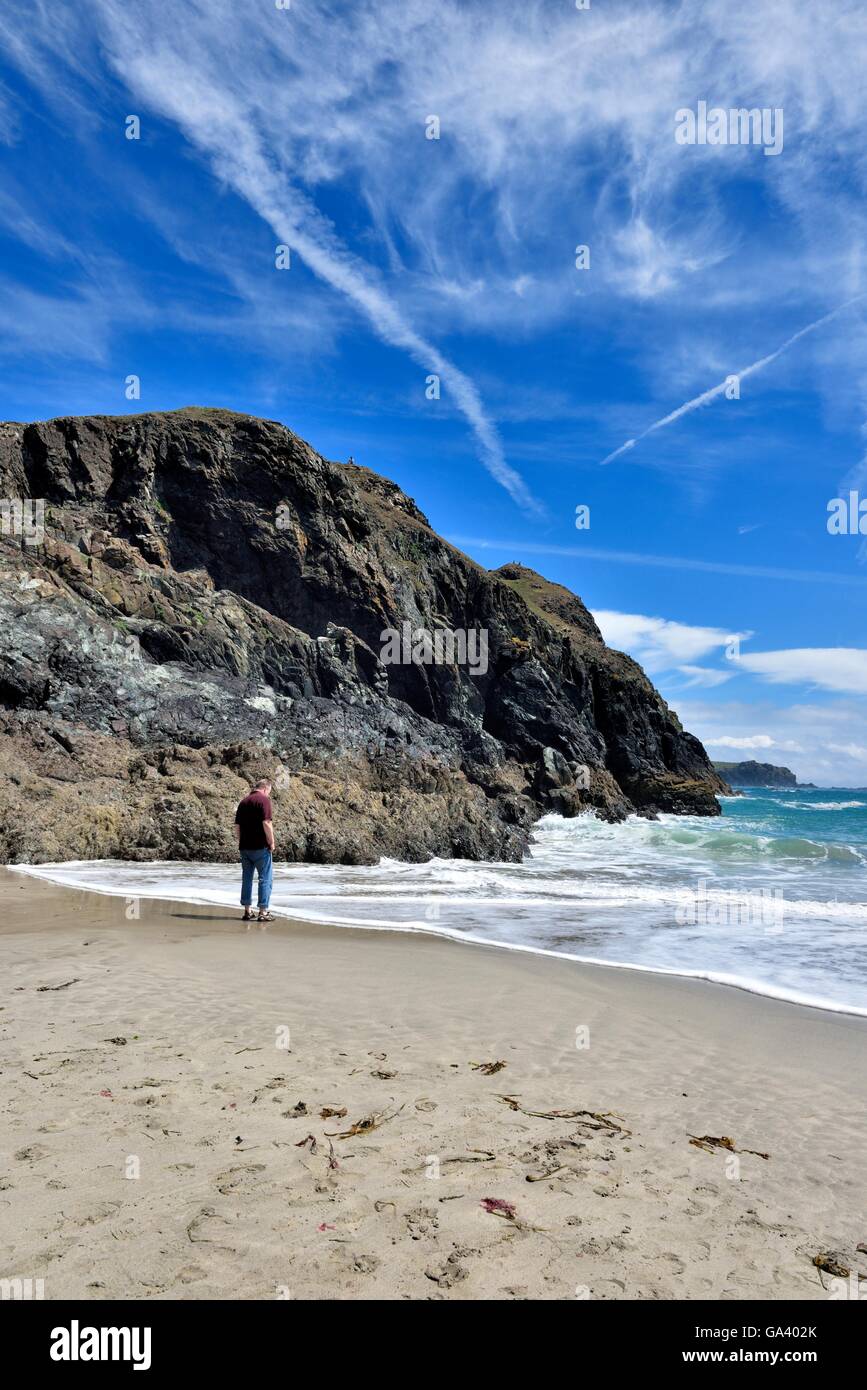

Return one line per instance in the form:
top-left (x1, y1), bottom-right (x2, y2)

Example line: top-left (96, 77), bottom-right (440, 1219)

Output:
top-left (233, 778), bottom-right (275, 924)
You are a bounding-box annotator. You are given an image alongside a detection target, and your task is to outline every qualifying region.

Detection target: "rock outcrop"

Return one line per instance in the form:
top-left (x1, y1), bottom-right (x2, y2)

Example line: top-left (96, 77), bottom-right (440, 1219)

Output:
top-left (713, 760), bottom-right (801, 788)
top-left (0, 409), bottom-right (727, 863)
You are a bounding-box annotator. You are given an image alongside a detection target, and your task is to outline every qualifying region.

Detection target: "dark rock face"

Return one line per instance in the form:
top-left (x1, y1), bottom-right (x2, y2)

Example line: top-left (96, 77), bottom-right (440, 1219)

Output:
top-left (713, 760), bottom-right (799, 788)
top-left (0, 409), bottom-right (727, 864)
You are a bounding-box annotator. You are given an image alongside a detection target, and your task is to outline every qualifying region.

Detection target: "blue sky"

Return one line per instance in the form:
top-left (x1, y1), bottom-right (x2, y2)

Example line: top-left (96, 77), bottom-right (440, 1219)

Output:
top-left (1, 0), bottom-right (866, 783)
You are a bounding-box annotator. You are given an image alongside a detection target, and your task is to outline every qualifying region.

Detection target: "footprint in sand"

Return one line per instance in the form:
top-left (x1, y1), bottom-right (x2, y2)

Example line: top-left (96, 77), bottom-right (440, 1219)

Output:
top-left (684, 1198), bottom-right (708, 1217)
top-left (15, 1144), bottom-right (50, 1162)
top-left (75, 1200), bottom-right (123, 1226)
top-left (215, 1164), bottom-right (267, 1195)
top-left (425, 1254), bottom-right (469, 1287)
top-left (578, 1237), bottom-right (613, 1256)
top-left (405, 1206), bottom-right (439, 1240)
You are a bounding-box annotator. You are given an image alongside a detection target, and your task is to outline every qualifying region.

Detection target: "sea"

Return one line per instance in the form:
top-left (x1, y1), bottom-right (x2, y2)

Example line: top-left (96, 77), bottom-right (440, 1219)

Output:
top-left (12, 788), bottom-right (867, 1016)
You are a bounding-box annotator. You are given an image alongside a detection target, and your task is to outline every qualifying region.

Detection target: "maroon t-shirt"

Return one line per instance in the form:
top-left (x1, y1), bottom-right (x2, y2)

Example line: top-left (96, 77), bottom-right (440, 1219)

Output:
top-left (235, 791), bottom-right (273, 851)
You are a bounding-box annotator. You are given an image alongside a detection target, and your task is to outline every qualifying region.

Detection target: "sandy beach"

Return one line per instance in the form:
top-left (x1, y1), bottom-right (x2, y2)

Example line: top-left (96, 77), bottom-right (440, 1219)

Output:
top-left (1, 869), bottom-right (865, 1301)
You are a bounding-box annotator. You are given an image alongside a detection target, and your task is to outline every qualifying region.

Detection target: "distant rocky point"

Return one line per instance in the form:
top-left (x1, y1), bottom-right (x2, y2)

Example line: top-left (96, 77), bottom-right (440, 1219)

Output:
top-left (713, 760), bottom-right (814, 789)
top-left (0, 409), bottom-right (727, 864)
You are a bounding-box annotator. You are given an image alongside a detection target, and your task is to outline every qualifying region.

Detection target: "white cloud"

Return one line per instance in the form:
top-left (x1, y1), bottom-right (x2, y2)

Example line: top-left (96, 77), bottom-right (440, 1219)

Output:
top-left (739, 648), bottom-right (867, 695)
top-left (588, 606), bottom-right (867, 756)
top-left (706, 734), bottom-right (777, 750)
top-left (594, 608), bottom-right (867, 696)
top-left (591, 610), bottom-right (747, 672)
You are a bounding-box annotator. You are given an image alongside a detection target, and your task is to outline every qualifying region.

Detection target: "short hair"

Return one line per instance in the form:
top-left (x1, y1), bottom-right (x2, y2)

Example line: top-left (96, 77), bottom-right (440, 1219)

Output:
top-left (255, 777), bottom-right (272, 789)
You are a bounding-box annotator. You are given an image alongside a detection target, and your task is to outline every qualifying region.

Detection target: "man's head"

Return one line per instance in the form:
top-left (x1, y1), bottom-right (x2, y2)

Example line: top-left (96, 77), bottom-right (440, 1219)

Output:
top-left (255, 777), bottom-right (272, 795)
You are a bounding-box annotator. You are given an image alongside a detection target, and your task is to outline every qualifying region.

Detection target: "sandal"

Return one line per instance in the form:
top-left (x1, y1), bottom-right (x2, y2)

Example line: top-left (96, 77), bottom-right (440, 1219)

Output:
top-left (242, 909), bottom-right (255, 922)
top-left (257, 911), bottom-right (275, 922)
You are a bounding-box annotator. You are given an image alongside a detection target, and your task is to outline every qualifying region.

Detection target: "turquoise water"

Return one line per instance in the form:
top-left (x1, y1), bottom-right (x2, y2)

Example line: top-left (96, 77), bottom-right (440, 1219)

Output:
top-left (14, 788), bottom-right (867, 1014)
top-left (714, 786), bottom-right (867, 858)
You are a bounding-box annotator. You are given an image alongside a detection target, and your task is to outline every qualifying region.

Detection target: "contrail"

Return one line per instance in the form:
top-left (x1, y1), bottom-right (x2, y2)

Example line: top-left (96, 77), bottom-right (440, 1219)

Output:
top-left (448, 536), bottom-right (867, 587)
top-left (600, 294), bottom-right (867, 466)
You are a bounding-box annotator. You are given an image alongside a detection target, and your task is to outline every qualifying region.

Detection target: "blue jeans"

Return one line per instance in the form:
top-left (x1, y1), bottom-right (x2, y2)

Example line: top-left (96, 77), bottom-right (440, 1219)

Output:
top-left (240, 848), bottom-right (273, 909)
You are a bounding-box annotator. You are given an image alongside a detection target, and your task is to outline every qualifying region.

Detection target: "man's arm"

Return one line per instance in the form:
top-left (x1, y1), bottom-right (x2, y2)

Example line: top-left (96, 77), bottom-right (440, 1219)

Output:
top-left (233, 824), bottom-right (241, 846)
top-left (262, 795), bottom-right (275, 853)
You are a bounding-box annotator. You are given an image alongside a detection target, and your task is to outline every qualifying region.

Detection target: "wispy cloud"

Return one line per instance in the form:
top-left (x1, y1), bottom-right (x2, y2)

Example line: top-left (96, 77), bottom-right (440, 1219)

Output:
top-left (0, 273), bottom-right (154, 364)
top-left (3, 0), bottom-right (867, 503)
top-left (674, 665), bottom-right (738, 689)
top-left (0, 0), bottom-right (541, 510)
top-left (91, 4), bottom-right (540, 513)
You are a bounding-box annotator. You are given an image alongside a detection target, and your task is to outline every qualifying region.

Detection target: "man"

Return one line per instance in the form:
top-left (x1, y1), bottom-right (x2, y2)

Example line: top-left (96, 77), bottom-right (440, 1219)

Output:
top-left (233, 777), bottom-right (275, 923)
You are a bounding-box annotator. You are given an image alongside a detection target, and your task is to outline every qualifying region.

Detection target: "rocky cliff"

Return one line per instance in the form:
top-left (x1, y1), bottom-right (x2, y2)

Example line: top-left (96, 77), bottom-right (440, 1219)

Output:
top-left (713, 760), bottom-right (800, 788)
top-left (0, 409), bottom-right (727, 864)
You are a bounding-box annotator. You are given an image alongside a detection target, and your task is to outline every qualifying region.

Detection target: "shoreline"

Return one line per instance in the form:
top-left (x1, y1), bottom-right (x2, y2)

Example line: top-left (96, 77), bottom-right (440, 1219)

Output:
top-left (9, 861), bottom-right (867, 1020)
top-left (2, 871), bottom-right (866, 1300)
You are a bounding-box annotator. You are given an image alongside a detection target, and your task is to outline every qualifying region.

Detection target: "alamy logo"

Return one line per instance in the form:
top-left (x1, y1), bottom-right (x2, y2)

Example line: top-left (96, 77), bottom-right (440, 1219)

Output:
top-left (0, 1276), bottom-right (45, 1300)
top-left (675, 101), bottom-right (783, 156)
top-left (0, 497), bottom-right (44, 545)
top-left (380, 622), bottom-right (488, 677)
top-left (676, 879), bottom-right (785, 931)
top-left (828, 1272), bottom-right (866, 1300)
top-left (827, 491), bottom-right (867, 535)
top-left (50, 1320), bottom-right (152, 1371)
